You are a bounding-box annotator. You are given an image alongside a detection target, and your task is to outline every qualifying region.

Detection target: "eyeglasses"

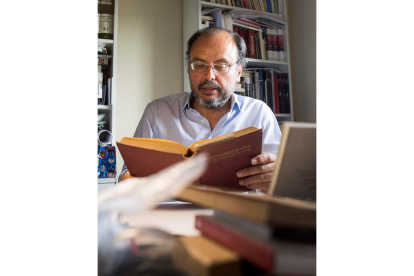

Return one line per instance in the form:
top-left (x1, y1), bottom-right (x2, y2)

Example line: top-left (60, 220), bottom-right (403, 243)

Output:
top-left (190, 61), bottom-right (238, 74)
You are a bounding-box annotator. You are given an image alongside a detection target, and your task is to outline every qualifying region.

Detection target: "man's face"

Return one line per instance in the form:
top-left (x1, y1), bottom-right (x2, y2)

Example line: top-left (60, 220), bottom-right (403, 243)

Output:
top-left (189, 31), bottom-right (242, 109)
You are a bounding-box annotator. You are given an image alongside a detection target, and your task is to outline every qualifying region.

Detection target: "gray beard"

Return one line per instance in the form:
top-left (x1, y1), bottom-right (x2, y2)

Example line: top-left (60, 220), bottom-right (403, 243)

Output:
top-left (190, 80), bottom-right (234, 109)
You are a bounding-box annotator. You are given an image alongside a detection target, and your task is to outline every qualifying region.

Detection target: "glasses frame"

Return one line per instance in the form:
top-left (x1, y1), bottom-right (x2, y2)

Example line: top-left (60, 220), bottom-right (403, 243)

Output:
top-left (189, 61), bottom-right (239, 74)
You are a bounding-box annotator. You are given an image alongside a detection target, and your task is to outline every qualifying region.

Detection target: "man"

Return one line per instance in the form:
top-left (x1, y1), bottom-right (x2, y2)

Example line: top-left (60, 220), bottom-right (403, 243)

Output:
top-left (120, 26), bottom-right (281, 193)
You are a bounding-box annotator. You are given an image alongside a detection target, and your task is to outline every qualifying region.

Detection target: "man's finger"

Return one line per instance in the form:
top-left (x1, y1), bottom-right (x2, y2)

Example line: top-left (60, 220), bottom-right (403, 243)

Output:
top-left (245, 182), bottom-right (270, 193)
top-left (237, 163), bottom-right (275, 178)
top-left (252, 152), bottom-right (277, 165)
top-left (238, 172), bottom-right (273, 186)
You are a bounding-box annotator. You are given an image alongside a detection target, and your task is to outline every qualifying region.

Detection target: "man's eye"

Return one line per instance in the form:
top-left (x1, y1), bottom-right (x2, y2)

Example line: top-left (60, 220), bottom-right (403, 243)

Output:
top-left (195, 64), bottom-right (206, 69)
top-left (214, 64), bottom-right (226, 70)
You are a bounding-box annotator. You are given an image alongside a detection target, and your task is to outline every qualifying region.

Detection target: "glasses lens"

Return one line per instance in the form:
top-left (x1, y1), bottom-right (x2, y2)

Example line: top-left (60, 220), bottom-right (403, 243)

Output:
top-left (192, 62), bottom-right (207, 72)
top-left (213, 63), bottom-right (228, 73)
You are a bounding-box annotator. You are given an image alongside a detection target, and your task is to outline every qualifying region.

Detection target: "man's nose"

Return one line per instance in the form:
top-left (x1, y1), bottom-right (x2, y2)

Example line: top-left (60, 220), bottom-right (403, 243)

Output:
top-left (204, 65), bottom-right (216, 80)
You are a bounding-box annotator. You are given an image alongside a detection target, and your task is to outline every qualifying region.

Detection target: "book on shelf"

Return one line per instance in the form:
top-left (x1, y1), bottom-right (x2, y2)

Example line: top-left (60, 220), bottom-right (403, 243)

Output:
top-left (277, 28), bottom-right (285, 61)
top-left (245, 68), bottom-right (289, 114)
top-left (98, 0), bottom-right (115, 40)
top-left (117, 127), bottom-right (262, 190)
top-left (195, 214), bottom-right (316, 275)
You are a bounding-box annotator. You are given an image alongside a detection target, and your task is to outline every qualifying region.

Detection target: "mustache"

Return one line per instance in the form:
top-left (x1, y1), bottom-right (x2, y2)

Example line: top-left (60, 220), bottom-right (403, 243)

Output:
top-left (198, 80), bottom-right (222, 92)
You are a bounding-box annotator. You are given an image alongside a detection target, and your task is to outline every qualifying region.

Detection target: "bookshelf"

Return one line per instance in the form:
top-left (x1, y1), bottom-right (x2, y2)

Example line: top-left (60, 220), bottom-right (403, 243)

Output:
top-left (183, 0), bottom-right (294, 122)
top-left (98, 0), bottom-right (118, 190)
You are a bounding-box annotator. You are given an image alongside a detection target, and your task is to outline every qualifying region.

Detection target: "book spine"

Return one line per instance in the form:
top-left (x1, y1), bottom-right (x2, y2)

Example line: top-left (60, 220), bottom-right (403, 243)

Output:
top-left (254, 71), bottom-right (260, 99)
top-left (277, 73), bottom-right (284, 113)
top-left (270, 0), bottom-right (275, 14)
top-left (277, 29), bottom-right (285, 61)
top-left (273, 74), bottom-right (280, 113)
top-left (258, 69), bottom-right (264, 101)
top-left (244, 75), bottom-right (251, 97)
top-left (240, 29), bottom-right (249, 57)
top-left (283, 73), bottom-right (290, 113)
top-left (265, 72), bottom-right (273, 110)
top-left (255, 32), bottom-right (260, 59)
top-left (266, 0), bottom-right (272, 13)
top-left (248, 29), bottom-right (256, 59)
top-left (262, 0), bottom-right (268, 12)
top-left (249, 0), bottom-right (255, 10)
top-left (107, 78), bottom-right (112, 105)
top-left (98, 0), bottom-right (114, 40)
top-left (265, 28), bottom-right (273, 60)
top-left (272, 29), bottom-right (278, 61)
top-left (195, 216), bottom-right (274, 272)
top-left (242, 0), bottom-right (248, 8)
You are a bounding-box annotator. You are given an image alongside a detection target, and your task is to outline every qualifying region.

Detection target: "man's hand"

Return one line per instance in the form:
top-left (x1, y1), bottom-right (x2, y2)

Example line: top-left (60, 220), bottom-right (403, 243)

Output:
top-left (121, 171), bottom-right (133, 181)
top-left (236, 153), bottom-right (277, 194)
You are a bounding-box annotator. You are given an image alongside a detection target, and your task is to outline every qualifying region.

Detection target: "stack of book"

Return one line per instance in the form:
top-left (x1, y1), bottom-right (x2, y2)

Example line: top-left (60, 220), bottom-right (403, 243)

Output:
top-left (173, 185), bottom-right (316, 275)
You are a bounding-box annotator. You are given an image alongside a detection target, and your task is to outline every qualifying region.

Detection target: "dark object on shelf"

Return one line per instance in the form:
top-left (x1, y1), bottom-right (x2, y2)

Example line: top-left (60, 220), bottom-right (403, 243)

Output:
top-left (98, 0), bottom-right (115, 39)
top-left (98, 145), bottom-right (117, 178)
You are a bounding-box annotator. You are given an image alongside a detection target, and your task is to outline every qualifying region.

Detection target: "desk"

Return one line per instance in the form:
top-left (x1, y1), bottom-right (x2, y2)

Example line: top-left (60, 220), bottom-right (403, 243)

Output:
top-left (121, 202), bottom-right (214, 236)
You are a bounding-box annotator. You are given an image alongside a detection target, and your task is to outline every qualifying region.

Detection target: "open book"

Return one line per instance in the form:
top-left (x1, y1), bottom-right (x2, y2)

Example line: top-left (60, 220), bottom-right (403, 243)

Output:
top-left (117, 127), bottom-right (262, 190)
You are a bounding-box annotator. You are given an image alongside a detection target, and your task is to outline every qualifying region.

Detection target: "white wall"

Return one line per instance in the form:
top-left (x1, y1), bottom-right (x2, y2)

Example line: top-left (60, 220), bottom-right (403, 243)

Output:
top-left (115, 0), bottom-right (183, 174)
top-left (287, 0), bottom-right (316, 123)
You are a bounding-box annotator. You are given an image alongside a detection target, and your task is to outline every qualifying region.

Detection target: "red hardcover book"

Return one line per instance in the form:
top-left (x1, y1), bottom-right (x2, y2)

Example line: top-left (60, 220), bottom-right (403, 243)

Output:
top-left (241, 0), bottom-right (248, 8)
top-left (196, 215), bottom-right (274, 271)
top-left (273, 74), bottom-right (280, 113)
top-left (117, 127), bottom-right (262, 190)
top-left (277, 29), bottom-right (285, 61)
top-left (272, 28), bottom-right (278, 60)
top-left (233, 26), bottom-right (240, 35)
top-left (240, 29), bottom-right (250, 57)
top-left (248, 29), bottom-right (256, 58)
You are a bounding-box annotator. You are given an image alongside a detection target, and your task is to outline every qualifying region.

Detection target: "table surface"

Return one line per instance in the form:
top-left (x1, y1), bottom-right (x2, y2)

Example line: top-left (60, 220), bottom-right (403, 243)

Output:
top-left (121, 202), bottom-right (214, 236)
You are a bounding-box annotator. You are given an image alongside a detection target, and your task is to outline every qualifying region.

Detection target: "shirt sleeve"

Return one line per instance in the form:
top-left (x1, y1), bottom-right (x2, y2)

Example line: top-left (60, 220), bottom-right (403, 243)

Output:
top-left (261, 103), bottom-right (282, 155)
top-left (133, 104), bottom-right (155, 138)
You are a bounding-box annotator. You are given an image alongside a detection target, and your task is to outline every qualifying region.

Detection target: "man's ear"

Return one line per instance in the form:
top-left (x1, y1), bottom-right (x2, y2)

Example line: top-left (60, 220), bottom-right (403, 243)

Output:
top-left (236, 64), bottom-right (243, 82)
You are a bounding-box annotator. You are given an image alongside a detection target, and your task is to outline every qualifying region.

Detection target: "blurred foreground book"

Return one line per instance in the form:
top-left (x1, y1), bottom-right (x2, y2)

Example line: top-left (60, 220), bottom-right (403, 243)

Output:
top-left (176, 185), bottom-right (316, 275)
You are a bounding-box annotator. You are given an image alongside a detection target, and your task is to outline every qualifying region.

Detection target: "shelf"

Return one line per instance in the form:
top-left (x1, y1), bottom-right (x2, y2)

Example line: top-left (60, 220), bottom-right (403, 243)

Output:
top-left (98, 105), bottom-right (112, 110)
top-left (98, 53), bottom-right (112, 58)
top-left (98, 38), bottom-right (114, 45)
top-left (201, 2), bottom-right (286, 22)
top-left (98, 178), bottom-right (117, 184)
top-left (275, 114), bottom-right (291, 117)
top-left (246, 58), bottom-right (288, 66)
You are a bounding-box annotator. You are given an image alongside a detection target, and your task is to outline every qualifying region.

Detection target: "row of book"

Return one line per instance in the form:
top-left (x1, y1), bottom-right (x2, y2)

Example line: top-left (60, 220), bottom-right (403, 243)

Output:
top-left (174, 186), bottom-right (316, 275)
top-left (98, 57), bottom-right (112, 105)
top-left (202, 10), bottom-right (286, 61)
top-left (238, 69), bottom-right (290, 114)
top-left (202, 0), bottom-right (284, 17)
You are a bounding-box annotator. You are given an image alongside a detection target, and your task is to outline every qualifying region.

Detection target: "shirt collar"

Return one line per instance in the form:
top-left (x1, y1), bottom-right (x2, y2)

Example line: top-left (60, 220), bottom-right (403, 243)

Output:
top-left (183, 92), bottom-right (241, 112)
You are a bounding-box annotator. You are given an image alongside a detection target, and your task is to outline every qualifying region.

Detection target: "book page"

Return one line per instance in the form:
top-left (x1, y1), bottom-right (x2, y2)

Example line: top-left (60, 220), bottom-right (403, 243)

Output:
top-left (188, 126), bottom-right (259, 151)
top-left (119, 137), bottom-right (188, 155)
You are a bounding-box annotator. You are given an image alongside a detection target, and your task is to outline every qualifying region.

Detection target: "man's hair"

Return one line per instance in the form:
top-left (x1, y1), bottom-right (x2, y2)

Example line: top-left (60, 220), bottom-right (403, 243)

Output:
top-left (185, 26), bottom-right (247, 69)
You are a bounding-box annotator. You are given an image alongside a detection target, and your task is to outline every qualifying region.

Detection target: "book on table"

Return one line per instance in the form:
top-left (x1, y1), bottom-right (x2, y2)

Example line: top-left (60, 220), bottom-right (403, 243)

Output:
top-left (117, 126), bottom-right (262, 190)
